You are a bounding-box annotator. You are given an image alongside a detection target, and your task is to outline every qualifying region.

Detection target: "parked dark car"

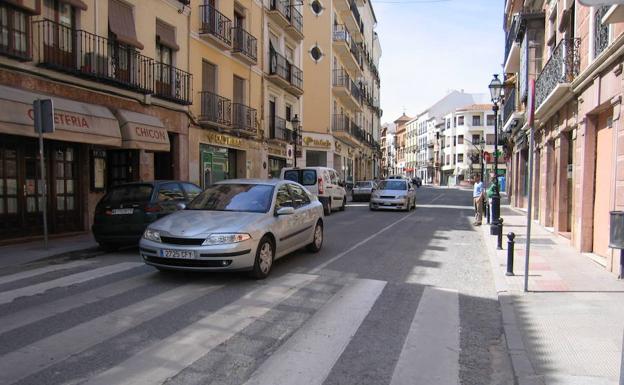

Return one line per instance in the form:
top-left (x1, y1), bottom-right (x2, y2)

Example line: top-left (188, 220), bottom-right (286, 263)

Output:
top-left (92, 181), bottom-right (202, 250)
top-left (412, 177), bottom-right (422, 188)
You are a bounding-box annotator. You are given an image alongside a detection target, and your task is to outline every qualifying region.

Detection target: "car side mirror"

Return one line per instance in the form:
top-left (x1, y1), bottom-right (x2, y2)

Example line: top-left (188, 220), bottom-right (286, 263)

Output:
top-left (175, 202), bottom-right (186, 210)
top-left (276, 206), bottom-right (295, 216)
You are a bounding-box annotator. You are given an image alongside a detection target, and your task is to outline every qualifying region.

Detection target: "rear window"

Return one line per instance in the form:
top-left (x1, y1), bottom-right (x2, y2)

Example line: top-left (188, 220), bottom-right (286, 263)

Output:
top-left (355, 182), bottom-right (372, 188)
top-left (283, 169), bottom-right (317, 186)
top-left (101, 184), bottom-right (153, 205)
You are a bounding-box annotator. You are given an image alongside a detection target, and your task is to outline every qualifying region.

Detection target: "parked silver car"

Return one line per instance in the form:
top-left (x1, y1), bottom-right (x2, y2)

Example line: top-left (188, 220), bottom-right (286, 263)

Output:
top-left (369, 179), bottom-right (416, 211)
top-left (139, 179), bottom-right (324, 278)
top-left (352, 180), bottom-right (377, 202)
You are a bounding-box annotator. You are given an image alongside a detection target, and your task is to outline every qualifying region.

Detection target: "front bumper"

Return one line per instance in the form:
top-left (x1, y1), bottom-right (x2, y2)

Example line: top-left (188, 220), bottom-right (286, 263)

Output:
top-left (370, 197), bottom-right (408, 210)
top-left (139, 237), bottom-right (258, 272)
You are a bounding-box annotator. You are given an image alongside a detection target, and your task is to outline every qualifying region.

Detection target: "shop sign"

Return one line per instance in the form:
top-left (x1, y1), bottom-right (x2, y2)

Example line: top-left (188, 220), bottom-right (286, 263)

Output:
top-left (27, 107), bottom-right (90, 131)
top-left (268, 144), bottom-right (287, 157)
top-left (303, 136), bottom-right (332, 148)
top-left (335, 141), bottom-right (342, 154)
top-left (203, 132), bottom-right (243, 148)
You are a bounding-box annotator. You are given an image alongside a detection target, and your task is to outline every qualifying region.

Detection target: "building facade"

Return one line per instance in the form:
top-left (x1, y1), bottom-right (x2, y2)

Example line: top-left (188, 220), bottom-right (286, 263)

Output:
top-left (440, 104), bottom-right (507, 186)
top-left (503, 0), bottom-right (624, 274)
top-left (0, 0), bottom-right (192, 241)
top-left (302, 0), bottom-right (382, 183)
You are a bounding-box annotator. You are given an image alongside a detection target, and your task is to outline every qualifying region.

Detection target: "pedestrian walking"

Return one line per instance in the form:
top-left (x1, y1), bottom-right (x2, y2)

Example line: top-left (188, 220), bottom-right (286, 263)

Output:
top-left (473, 174), bottom-right (484, 226)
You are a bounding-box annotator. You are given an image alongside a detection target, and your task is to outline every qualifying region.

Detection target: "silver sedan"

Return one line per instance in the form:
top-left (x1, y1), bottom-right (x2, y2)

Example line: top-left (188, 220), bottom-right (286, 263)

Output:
top-left (139, 179), bottom-right (324, 279)
top-left (369, 179), bottom-right (416, 211)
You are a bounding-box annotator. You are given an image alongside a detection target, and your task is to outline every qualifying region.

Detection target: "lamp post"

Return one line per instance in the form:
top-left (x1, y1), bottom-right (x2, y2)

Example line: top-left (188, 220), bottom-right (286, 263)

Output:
top-left (291, 114), bottom-right (300, 168)
top-left (489, 74), bottom-right (504, 232)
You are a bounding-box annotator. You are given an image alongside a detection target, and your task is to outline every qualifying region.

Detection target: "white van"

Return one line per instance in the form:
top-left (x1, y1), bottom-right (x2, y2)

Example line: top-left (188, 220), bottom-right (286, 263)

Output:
top-left (281, 167), bottom-right (347, 215)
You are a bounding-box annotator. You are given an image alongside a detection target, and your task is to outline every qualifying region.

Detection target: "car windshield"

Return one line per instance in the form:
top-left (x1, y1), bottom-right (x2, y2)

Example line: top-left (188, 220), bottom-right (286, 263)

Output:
top-left (186, 184), bottom-right (274, 213)
top-left (100, 184), bottom-right (153, 205)
top-left (378, 180), bottom-right (407, 190)
top-left (355, 182), bottom-right (372, 188)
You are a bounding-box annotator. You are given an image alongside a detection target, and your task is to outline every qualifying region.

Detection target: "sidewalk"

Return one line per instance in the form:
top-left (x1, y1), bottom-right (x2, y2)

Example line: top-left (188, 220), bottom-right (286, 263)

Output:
top-left (0, 233), bottom-right (100, 270)
top-left (482, 207), bottom-right (624, 385)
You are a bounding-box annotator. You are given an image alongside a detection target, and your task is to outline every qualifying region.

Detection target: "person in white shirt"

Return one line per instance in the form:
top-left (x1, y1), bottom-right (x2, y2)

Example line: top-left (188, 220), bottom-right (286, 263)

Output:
top-left (473, 174), bottom-right (484, 226)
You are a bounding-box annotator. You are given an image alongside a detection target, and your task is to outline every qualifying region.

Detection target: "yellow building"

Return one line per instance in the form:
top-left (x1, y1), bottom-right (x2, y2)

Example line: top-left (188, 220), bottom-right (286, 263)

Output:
top-left (302, 0), bottom-right (381, 182)
top-left (188, 0), bottom-right (264, 187)
top-left (0, 0), bottom-right (192, 241)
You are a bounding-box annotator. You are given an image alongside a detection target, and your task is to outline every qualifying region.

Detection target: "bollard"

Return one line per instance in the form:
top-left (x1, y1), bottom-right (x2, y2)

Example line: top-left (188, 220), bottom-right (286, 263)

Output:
top-left (497, 218), bottom-right (504, 250)
top-left (506, 232), bottom-right (515, 276)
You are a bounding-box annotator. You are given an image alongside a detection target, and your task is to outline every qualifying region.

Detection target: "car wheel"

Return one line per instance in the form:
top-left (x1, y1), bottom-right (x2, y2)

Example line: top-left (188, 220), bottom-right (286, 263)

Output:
top-left (98, 242), bottom-right (119, 252)
top-left (250, 236), bottom-right (274, 279)
top-left (306, 220), bottom-right (323, 252)
top-left (339, 197), bottom-right (346, 211)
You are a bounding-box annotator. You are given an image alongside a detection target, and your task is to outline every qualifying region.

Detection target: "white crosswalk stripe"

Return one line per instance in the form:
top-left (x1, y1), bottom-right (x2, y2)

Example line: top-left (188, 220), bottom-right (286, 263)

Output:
top-left (83, 273), bottom-right (317, 385)
top-left (390, 286), bottom-right (460, 385)
top-left (243, 278), bottom-right (386, 385)
top-left (0, 272), bottom-right (152, 335)
top-left (0, 259), bottom-right (95, 286)
top-left (0, 262), bottom-right (143, 305)
top-left (0, 281), bottom-right (222, 385)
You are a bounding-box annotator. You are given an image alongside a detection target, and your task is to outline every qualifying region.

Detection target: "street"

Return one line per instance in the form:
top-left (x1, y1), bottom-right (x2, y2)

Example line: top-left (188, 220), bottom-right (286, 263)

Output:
top-left (0, 186), bottom-right (514, 385)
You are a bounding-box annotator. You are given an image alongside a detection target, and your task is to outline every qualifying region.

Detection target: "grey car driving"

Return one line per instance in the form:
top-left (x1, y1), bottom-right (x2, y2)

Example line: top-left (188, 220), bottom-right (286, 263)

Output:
top-left (139, 179), bottom-right (324, 278)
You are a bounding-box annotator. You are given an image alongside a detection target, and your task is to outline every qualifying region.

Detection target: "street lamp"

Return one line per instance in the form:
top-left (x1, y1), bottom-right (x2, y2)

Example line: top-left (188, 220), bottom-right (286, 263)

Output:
top-left (291, 114), bottom-right (300, 168)
top-left (489, 74), bottom-right (504, 232)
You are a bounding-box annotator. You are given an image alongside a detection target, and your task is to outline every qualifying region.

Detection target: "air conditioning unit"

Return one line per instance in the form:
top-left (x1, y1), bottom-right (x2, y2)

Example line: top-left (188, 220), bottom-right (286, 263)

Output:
top-left (83, 52), bottom-right (109, 76)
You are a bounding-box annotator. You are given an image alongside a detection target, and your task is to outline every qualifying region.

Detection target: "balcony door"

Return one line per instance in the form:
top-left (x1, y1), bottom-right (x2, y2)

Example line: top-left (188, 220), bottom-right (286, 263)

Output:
top-left (269, 99), bottom-right (276, 138)
top-left (202, 60), bottom-right (218, 122)
top-left (43, 0), bottom-right (77, 69)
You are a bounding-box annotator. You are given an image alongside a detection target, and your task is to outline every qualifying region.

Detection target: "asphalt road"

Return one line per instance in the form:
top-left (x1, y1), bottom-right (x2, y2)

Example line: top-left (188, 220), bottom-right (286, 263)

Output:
top-left (0, 186), bottom-right (514, 385)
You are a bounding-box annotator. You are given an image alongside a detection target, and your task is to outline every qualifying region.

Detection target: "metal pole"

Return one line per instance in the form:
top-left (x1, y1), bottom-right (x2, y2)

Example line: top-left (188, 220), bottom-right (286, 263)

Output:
top-left (524, 122), bottom-right (534, 292)
top-left (36, 100), bottom-right (49, 249)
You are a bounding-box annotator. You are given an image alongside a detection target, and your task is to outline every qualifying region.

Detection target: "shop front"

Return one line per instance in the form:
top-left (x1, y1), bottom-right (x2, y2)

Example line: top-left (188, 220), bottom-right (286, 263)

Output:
top-left (267, 142), bottom-right (287, 179)
top-left (302, 134), bottom-right (333, 168)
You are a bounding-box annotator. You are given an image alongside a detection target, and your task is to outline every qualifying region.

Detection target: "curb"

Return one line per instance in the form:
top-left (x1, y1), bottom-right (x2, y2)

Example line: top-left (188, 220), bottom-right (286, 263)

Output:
top-left (0, 247), bottom-right (105, 276)
top-left (480, 224), bottom-right (546, 385)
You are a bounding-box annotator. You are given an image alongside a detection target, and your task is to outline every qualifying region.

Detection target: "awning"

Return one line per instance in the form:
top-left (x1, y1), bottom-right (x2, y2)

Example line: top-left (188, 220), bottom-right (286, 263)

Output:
top-left (3, 0), bottom-right (40, 14)
top-left (0, 85), bottom-right (121, 146)
top-left (115, 109), bottom-right (170, 152)
top-left (108, 0), bottom-right (144, 50)
top-left (156, 20), bottom-right (179, 51)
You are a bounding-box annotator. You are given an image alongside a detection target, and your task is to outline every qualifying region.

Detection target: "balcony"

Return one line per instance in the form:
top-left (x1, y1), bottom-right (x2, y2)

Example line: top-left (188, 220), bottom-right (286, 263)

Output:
top-left (269, 115), bottom-right (292, 142)
top-left (502, 86), bottom-right (517, 127)
top-left (199, 4), bottom-right (232, 49)
top-left (535, 38), bottom-right (580, 120)
top-left (332, 69), bottom-right (361, 110)
top-left (504, 11), bottom-right (545, 74)
top-left (33, 20), bottom-right (188, 104)
top-left (232, 27), bottom-right (257, 65)
top-left (199, 91), bottom-right (232, 128)
top-left (232, 103), bottom-right (257, 136)
top-left (332, 25), bottom-right (360, 73)
top-left (338, 0), bottom-right (364, 42)
top-left (332, 114), bottom-right (358, 146)
top-left (285, 7), bottom-right (303, 41)
top-left (267, 47), bottom-right (303, 96)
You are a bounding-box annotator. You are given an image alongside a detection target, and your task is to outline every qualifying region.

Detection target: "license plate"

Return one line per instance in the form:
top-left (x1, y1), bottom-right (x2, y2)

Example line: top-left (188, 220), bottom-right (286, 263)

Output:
top-left (112, 208), bottom-right (134, 215)
top-left (383, 202), bottom-right (391, 206)
top-left (161, 249), bottom-right (196, 259)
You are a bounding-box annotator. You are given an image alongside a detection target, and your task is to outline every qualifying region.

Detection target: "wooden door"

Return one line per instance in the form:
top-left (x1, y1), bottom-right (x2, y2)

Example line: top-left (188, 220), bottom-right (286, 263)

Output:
top-left (50, 143), bottom-right (81, 233)
top-left (593, 111), bottom-right (614, 258)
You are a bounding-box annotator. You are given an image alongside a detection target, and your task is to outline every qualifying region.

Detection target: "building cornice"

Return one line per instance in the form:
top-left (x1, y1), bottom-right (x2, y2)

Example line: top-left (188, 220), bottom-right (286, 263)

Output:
top-left (571, 34), bottom-right (624, 93)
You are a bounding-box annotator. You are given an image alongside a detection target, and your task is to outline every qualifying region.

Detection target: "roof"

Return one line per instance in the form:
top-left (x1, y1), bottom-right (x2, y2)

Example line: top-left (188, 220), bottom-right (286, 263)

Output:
top-left (393, 113), bottom-right (412, 124)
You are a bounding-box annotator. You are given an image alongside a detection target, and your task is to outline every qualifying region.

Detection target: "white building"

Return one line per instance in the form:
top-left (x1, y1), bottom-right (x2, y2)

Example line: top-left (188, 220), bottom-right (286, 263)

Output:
top-left (440, 104), bottom-right (507, 186)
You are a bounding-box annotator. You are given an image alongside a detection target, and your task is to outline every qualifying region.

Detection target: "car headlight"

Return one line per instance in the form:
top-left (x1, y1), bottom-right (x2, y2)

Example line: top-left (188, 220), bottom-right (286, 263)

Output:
top-left (203, 233), bottom-right (252, 246)
top-left (143, 229), bottom-right (162, 243)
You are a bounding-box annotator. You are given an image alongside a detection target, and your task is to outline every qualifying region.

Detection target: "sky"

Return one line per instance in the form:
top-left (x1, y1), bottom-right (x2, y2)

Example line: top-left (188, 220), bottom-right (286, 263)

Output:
top-left (373, 0), bottom-right (504, 123)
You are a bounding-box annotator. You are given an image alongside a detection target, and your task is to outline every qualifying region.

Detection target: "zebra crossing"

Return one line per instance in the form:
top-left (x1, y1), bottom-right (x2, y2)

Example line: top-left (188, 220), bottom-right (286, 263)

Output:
top-left (0, 258), bottom-right (462, 385)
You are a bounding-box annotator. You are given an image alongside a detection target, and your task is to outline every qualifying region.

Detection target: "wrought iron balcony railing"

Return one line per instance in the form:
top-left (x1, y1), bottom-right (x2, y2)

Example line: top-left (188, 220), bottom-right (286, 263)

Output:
top-left (34, 19), bottom-right (154, 94)
top-left (289, 6), bottom-right (303, 35)
top-left (333, 68), bottom-right (350, 88)
top-left (594, 5), bottom-right (610, 58)
top-left (350, 78), bottom-right (362, 103)
top-left (199, 4), bottom-right (232, 46)
top-left (269, 47), bottom-right (303, 90)
top-left (232, 26), bottom-right (257, 63)
top-left (504, 14), bottom-right (519, 62)
top-left (535, 38), bottom-right (580, 109)
top-left (332, 114), bottom-right (352, 134)
top-left (333, 24), bottom-right (352, 46)
top-left (269, 0), bottom-right (291, 21)
top-left (348, 0), bottom-right (364, 33)
top-left (200, 91), bottom-right (232, 126)
top-left (502, 86), bottom-right (516, 125)
top-left (33, 19), bottom-right (192, 103)
top-left (269, 115), bottom-right (291, 141)
top-left (154, 62), bottom-right (193, 105)
top-left (232, 103), bottom-right (257, 134)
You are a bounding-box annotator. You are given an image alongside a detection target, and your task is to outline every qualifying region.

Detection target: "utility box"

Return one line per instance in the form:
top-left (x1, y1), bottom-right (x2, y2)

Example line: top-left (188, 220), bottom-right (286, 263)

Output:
top-left (610, 211), bottom-right (624, 249)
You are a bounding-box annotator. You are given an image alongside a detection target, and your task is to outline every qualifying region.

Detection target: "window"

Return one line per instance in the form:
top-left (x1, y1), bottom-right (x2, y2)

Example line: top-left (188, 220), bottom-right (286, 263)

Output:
top-left (311, 0), bottom-right (323, 15)
top-left (446, 154), bottom-right (450, 165)
top-left (288, 184), bottom-right (311, 208)
top-left (276, 186), bottom-right (294, 209)
top-left (486, 115), bottom-right (495, 126)
top-left (457, 154), bottom-right (464, 163)
top-left (446, 119), bottom-right (450, 129)
top-left (0, 4), bottom-right (30, 59)
top-left (472, 115), bottom-right (481, 126)
top-left (158, 182), bottom-right (185, 202)
top-left (310, 45), bottom-right (323, 62)
top-left (285, 104), bottom-right (292, 122)
top-left (472, 134), bottom-right (480, 144)
top-left (458, 135), bottom-right (464, 144)
top-left (457, 116), bottom-right (464, 126)
top-left (486, 134), bottom-right (495, 145)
